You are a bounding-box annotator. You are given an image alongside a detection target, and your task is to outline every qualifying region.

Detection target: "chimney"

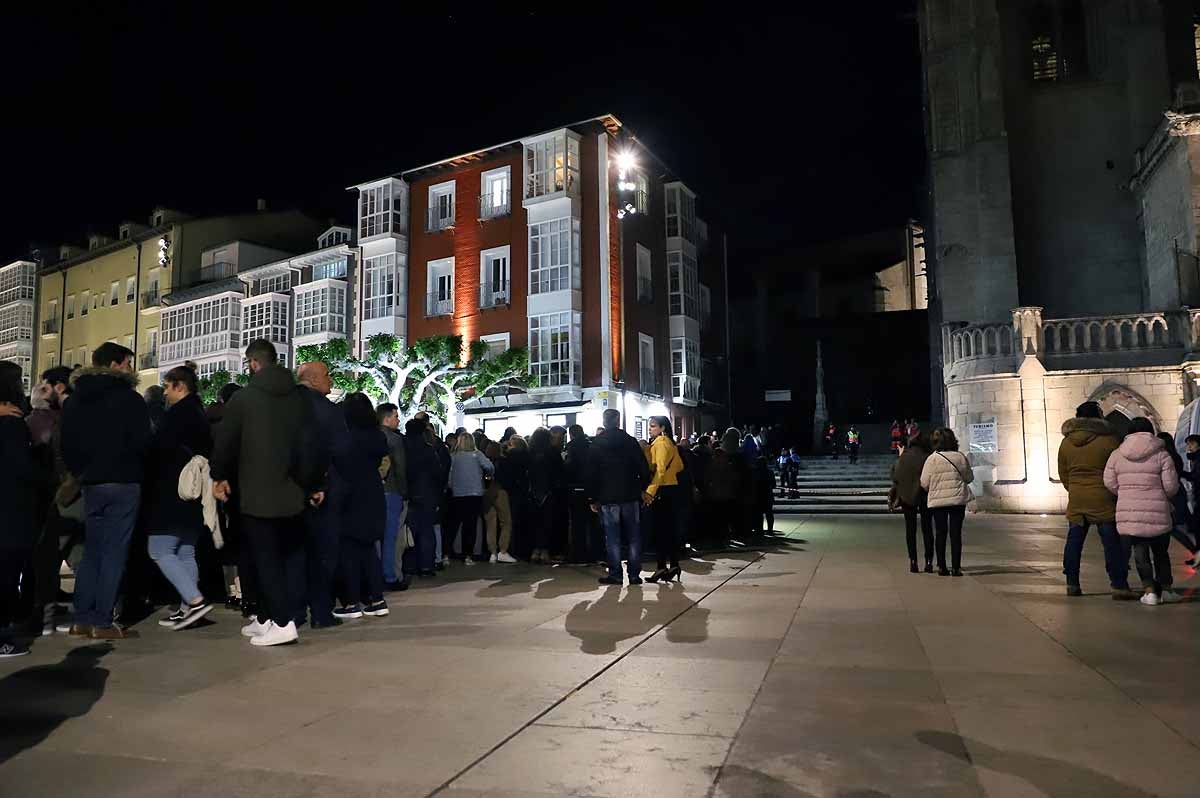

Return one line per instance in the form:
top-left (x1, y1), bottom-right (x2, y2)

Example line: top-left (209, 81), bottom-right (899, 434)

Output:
top-left (256, 198), bottom-right (267, 212)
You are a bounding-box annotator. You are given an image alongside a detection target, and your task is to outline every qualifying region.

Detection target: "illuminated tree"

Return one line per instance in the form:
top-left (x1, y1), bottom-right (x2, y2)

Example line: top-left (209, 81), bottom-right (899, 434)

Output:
top-left (295, 333), bottom-right (529, 429)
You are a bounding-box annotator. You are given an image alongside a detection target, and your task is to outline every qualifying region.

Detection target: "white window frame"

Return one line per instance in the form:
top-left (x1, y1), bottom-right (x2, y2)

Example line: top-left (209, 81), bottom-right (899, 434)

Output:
top-left (428, 180), bottom-right (456, 231)
top-left (528, 217), bottom-right (578, 295)
top-left (295, 285), bottom-right (347, 337)
top-left (362, 253), bottom-right (396, 320)
top-left (66, 295), bottom-right (75, 319)
top-left (109, 281), bottom-right (120, 306)
top-left (671, 336), bottom-right (701, 403)
top-left (359, 183), bottom-right (402, 239)
top-left (80, 291), bottom-right (90, 316)
top-left (635, 171), bottom-right (649, 214)
top-left (427, 257), bottom-right (455, 317)
top-left (312, 257), bottom-right (348, 281)
top-left (524, 131), bottom-right (580, 199)
top-left (480, 166), bottom-right (511, 219)
top-left (667, 250), bottom-right (699, 319)
top-left (638, 332), bottom-right (656, 392)
top-left (665, 184), bottom-right (696, 242)
top-left (125, 276), bottom-right (136, 303)
top-left (479, 332), bottom-right (511, 360)
top-left (636, 243), bottom-right (652, 302)
top-left (528, 311), bottom-right (581, 388)
top-left (480, 245), bottom-right (511, 308)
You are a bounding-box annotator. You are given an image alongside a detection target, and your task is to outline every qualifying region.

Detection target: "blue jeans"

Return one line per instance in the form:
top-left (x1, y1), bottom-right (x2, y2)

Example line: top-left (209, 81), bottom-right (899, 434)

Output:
top-left (1063, 519), bottom-right (1129, 589)
top-left (382, 493), bottom-right (405, 583)
top-left (297, 501), bottom-right (338, 625)
top-left (148, 527), bottom-right (202, 605)
top-left (599, 502), bottom-right (642, 580)
top-left (402, 501), bottom-right (437, 573)
top-left (75, 483), bottom-right (141, 628)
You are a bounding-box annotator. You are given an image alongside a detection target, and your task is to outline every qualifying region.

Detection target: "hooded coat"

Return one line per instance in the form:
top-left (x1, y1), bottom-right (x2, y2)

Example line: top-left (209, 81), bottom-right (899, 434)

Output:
top-left (1102, 432), bottom-right (1179, 538)
top-left (61, 366), bottom-right (151, 485)
top-left (1056, 417), bottom-right (1119, 524)
top-left (142, 392), bottom-right (213, 533)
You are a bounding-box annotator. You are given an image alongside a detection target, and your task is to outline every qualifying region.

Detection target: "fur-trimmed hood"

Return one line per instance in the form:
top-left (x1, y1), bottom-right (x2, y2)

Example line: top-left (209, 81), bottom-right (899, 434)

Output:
top-left (69, 366), bottom-right (139, 403)
top-left (1061, 417), bottom-right (1114, 447)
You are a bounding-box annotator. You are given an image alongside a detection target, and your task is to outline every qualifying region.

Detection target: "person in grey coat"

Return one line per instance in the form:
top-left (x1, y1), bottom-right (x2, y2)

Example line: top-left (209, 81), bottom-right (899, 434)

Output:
top-left (447, 431), bottom-right (494, 564)
top-left (891, 432), bottom-right (933, 573)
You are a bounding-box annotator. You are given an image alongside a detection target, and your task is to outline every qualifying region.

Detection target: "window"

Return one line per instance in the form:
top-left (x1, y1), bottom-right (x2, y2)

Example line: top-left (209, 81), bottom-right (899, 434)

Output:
top-left (359, 183), bottom-right (404, 239)
top-left (529, 217), bottom-right (578, 294)
top-left (1030, 0), bottom-right (1088, 82)
top-left (0, 263), bottom-right (35, 305)
top-left (480, 333), bottom-right (510, 360)
top-left (634, 418), bottom-right (646, 440)
top-left (480, 246), bottom-right (510, 308)
top-left (47, 299), bottom-right (58, 321)
top-left (242, 298), bottom-right (289, 350)
top-left (147, 329), bottom-right (158, 355)
top-left (0, 304), bottom-right (33, 344)
top-left (665, 184), bottom-right (696, 242)
top-left (80, 291), bottom-right (90, 316)
top-left (312, 257), bottom-right (348, 281)
top-left (524, 132), bottom-right (580, 199)
top-left (295, 286), bottom-right (347, 337)
top-left (46, 351), bottom-right (57, 369)
top-left (636, 243), bottom-right (653, 303)
top-left (667, 250), bottom-right (699, 319)
top-left (427, 258), bottom-right (454, 317)
top-left (638, 333), bottom-right (656, 393)
top-left (635, 172), bottom-right (649, 214)
top-left (671, 336), bottom-right (701, 403)
top-left (93, 294), bottom-right (100, 311)
top-left (318, 228), bottom-right (350, 249)
top-left (125, 276), bottom-right (136, 303)
top-left (529, 311), bottom-right (581, 387)
top-left (77, 347), bottom-right (88, 367)
top-left (159, 296), bottom-right (241, 363)
top-left (66, 295), bottom-right (75, 319)
top-left (257, 273), bottom-right (291, 295)
top-left (480, 167), bottom-right (511, 218)
top-left (109, 281), bottom-right (119, 306)
top-left (124, 334), bottom-right (135, 351)
top-left (427, 181), bottom-right (455, 231)
top-left (363, 254), bottom-right (397, 320)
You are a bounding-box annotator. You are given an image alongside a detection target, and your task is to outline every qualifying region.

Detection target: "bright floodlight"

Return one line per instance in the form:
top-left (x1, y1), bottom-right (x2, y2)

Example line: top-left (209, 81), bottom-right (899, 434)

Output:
top-left (616, 150), bottom-right (636, 172)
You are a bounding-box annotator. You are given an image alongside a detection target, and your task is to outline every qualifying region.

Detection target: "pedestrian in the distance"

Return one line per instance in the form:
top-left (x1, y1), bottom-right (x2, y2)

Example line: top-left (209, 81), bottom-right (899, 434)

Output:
top-left (919, 427), bottom-right (974, 576)
top-left (1103, 417), bottom-right (1181, 606)
top-left (846, 425), bottom-right (861, 464)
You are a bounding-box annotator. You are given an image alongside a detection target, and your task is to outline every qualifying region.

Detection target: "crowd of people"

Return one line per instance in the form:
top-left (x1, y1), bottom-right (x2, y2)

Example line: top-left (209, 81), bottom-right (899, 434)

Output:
top-left (0, 341), bottom-right (781, 656)
top-left (889, 401), bottom-right (1198, 605)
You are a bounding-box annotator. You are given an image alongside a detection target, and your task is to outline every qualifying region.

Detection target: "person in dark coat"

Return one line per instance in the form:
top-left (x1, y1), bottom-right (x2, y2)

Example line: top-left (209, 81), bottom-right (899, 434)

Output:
top-left (564, 425), bottom-right (600, 563)
top-left (144, 364), bottom-right (215, 631)
top-left (705, 429), bottom-right (747, 543)
top-left (60, 343), bottom-right (151, 640)
top-left (332, 393), bottom-right (389, 619)
top-left (0, 361), bottom-right (37, 657)
top-left (497, 436), bottom-right (532, 559)
top-left (527, 427), bottom-right (565, 564)
top-left (206, 381), bottom-right (252, 615)
top-left (891, 432), bottom-right (934, 573)
top-left (587, 410), bottom-right (652, 584)
top-left (402, 418), bottom-right (444, 577)
top-left (212, 339), bottom-right (318, 647)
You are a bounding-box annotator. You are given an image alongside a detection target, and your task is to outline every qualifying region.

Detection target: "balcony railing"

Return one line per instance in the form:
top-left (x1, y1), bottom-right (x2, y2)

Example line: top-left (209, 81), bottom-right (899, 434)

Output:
top-left (426, 207), bottom-right (454, 232)
top-left (480, 281), bottom-right (509, 309)
top-left (426, 291), bottom-right (453, 317)
top-left (41, 318), bottom-right (59, 335)
top-left (479, 190), bottom-right (511, 220)
top-left (141, 288), bottom-right (161, 308)
top-left (639, 368), bottom-right (661, 396)
top-left (140, 350), bottom-right (158, 370)
top-left (200, 261), bottom-right (237, 283)
top-left (637, 276), bottom-right (653, 303)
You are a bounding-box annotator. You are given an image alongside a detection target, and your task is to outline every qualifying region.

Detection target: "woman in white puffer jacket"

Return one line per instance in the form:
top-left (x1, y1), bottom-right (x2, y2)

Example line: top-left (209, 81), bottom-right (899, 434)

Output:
top-left (920, 427), bottom-right (974, 577)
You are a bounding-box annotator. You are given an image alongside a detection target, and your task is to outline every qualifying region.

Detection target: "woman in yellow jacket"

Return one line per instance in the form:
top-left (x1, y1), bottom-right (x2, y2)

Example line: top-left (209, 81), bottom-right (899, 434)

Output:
top-left (644, 416), bottom-right (685, 583)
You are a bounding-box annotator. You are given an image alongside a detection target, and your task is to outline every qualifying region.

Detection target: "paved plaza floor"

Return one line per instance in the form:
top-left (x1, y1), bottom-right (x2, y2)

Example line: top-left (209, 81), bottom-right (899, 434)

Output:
top-left (1, 513), bottom-right (1198, 797)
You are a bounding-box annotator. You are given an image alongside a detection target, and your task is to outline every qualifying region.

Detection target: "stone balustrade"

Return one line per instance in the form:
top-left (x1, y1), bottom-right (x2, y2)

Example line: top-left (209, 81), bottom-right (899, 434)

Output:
top-left (1041, 311), bottom-right (1180, 355)
top-left (942, 321), bottom-right (1016, 367)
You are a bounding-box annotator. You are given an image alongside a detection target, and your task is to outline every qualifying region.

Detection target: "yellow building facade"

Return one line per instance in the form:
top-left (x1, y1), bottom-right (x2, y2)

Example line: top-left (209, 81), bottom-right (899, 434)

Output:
top-left (37, 208), bottom-right (325, 388)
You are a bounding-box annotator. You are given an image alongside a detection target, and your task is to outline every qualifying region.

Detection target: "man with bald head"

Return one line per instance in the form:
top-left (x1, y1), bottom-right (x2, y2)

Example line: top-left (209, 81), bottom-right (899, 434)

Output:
top-left (294, 359), bottom-right (347, 629)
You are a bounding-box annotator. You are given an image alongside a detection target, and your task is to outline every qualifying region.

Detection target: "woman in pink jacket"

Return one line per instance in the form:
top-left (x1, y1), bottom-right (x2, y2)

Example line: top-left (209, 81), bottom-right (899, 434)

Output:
top-left (1102, 417), bottom-right (1180, 606)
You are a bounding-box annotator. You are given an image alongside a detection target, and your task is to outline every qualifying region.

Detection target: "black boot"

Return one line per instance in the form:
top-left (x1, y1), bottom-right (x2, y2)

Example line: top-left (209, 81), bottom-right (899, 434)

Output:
top-left (909, 560), bottom-right (919, 574)
top-left (645, 568), bottom-right (669, 583)
top-left (924, 561), bottom-right (934, 573)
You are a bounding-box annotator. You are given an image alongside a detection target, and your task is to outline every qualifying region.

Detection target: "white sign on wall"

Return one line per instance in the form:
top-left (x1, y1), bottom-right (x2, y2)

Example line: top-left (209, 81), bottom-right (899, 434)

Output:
top-left (969, 419), bottom-right (998, 453)
top-left (765, 390), bottom-right (792, 402)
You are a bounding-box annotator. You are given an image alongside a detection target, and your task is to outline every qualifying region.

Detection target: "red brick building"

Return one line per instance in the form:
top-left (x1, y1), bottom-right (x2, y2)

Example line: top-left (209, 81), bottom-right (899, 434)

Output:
top-left (352, 114), bottom-right (728, 439)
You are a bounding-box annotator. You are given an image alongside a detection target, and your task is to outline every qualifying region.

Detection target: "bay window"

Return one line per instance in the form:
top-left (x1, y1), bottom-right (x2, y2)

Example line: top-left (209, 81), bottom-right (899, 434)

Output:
top-left (529, 217), bottom-right (579, 294)
top-left (529, 311), bottom-right (581, 387)
top-left (359, 183), bottom-right (405, 239)
top-left (671, 336), bottom-right (701, 403)
top-left (524, 132), bottom-right (580, 199)
top-left (665, 183), bottom-right (696, 243)
top-left (295, 286), bottom-right (347, 337)
top-left (667, 250), bottom-right (699, 319)
top-left (363, 254), bottom-right (397, 320)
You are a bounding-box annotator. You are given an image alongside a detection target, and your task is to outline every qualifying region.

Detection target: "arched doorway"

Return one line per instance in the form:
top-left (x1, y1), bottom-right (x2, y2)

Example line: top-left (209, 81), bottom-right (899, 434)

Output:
top-left (1088, 381), bottom-right (1161, 438)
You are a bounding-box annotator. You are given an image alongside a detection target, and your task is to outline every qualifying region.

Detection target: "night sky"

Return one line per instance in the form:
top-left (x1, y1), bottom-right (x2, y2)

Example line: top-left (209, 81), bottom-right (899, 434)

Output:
top-left (1, 5), bottom-right (924, 290)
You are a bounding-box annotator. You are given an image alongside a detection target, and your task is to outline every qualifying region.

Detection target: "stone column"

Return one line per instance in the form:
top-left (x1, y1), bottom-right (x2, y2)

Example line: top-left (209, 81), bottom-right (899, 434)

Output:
top-left (1012, 307), bottom-right (1044, 357)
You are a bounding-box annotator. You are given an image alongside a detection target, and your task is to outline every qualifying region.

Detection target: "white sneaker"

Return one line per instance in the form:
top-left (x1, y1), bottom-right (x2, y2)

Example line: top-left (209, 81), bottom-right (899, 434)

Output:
top-left (464, 556), bottom-right (475, 566)
top-left (442, 556), bottom-right (452, 567)
top-left (1161, 589), bottom-right (1183, 604)
top-left (496, 552), bottom-right (517, 564)
top-left (489, 554), bottom-right (498, 564)
top-left (241, 618), bottom-right (269, 637)
top-left (250, 620), bottom-right (299, 647)
top-left (1140, 593), bottom-right (1161, 606)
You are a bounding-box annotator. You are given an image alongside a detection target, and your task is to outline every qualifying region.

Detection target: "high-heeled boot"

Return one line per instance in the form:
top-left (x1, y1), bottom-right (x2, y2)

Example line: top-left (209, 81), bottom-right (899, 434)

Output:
top-left (645, 568), bottom-right (669, 583)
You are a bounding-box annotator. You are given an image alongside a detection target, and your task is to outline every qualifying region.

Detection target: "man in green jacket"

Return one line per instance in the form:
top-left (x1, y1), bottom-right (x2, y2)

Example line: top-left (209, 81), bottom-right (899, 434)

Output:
top-left (213, 339), bottom-right (314, 646)
top-left (1057, 401), bottom-right (1134, 599)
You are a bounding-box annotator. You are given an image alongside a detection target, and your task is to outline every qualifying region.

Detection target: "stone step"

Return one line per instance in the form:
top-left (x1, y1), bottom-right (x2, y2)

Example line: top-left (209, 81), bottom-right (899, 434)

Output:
top-left (780, 487), bottom-right (890, 496)
top-left (777, 495), bottom-right (889, 506)
top-left (773, 504), bottom-right (892, 515)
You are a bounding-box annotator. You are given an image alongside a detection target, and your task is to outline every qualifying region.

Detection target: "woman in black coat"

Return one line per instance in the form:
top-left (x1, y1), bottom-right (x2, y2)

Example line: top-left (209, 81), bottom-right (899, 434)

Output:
top-left (527, 427), bottom-right (565, 564)
top-left (144, 364), bottom-right (215, 631)
top-left (0, 362), bottom-right (36, 656)
top-left (333, 393), bottom-right (390, 619)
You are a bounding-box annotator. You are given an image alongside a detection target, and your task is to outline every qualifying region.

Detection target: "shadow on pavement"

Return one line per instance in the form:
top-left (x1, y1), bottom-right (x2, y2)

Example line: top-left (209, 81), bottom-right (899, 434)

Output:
top-left (916, 730), bottom-right (1156, 798)
top-left (711, 764), bottom-right (817, 797)
top-left (564, 582), bottom-right (709, 655)
top-left (0, 645), bottom-right (111, 765)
